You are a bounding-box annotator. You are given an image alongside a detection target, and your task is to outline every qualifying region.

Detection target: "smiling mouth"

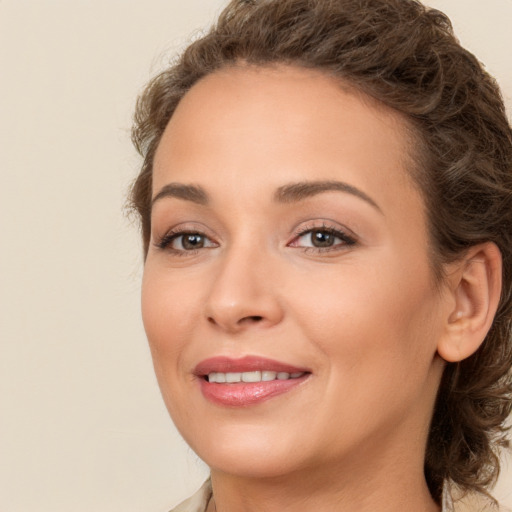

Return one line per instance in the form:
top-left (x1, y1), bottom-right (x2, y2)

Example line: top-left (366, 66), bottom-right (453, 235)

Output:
top-left (195, 356), bottom-right (311, 406)
top-left (206, 371), bottom-right (306, 383)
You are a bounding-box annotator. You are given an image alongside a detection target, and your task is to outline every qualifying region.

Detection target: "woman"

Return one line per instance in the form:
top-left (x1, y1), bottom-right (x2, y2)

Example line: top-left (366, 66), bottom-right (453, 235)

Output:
top-left (129, 0), bottom-right (512, 510)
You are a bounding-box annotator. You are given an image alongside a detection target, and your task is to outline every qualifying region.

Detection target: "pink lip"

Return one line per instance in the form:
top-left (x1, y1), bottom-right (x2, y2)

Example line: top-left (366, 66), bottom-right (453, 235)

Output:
top-left (194, 356), bottom-right (311, 407)
top-left (194, 356), bottom-right (309, 375)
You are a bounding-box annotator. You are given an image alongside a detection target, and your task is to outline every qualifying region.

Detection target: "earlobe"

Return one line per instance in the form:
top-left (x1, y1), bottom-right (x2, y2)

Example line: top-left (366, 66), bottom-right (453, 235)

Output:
top-left (437, 242), bottom-right (502, 363)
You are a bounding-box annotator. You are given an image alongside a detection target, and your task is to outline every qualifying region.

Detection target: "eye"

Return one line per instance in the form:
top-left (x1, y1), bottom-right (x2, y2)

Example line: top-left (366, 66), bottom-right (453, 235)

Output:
top-left (156, 230), bottom-right (217, 253)
top-left (302, 230), bottom-right (338, 248)
top-left (289, 224), bottom-right (356, 252)
top-left (173, 233), bottom-right (210, 250)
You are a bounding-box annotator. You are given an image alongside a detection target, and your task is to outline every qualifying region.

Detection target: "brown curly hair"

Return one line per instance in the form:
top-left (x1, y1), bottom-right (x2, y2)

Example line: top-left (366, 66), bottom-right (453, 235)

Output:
top-left (130, 0), bottom-right (512, 503)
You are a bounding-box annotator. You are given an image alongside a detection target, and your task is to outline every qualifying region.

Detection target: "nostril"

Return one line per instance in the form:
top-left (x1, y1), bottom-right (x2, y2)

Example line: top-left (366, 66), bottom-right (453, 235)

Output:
top-left (247, 315), bottom-right (263, 322)
top-left (206, 314), bottom-right (265, 329)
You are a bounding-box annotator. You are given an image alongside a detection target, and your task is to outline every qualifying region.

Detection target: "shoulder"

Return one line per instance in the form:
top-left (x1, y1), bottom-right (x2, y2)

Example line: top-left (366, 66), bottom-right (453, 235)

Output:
top-left (453, 492), bottom-right (509, 512)
top-left (169, 480), bottom-right (212, 512)
top-left (443, 482), bottom-right (509, 512)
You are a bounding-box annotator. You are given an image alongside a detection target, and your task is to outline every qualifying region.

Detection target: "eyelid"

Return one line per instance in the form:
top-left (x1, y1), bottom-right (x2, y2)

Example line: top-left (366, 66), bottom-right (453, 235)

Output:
top-left (288, 220), bottom-right (358, 251)
top-left (152, 219), bottom-right (358, 255)
top-left (153, 223), bottom-right (219, 252)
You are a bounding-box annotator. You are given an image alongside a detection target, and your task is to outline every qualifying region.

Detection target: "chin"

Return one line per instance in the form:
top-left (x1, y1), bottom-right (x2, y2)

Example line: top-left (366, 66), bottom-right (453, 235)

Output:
top-left (206, 452), bottom-right (306, 480)
top-left (181, 423), bottom-right (309, 479)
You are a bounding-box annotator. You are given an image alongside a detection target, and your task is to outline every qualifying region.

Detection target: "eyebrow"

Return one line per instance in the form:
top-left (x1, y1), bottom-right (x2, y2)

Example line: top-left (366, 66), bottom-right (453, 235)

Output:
top-left (274, 180), bottom-right (382, 213)
top-left (152, 183), bottom-right (209, 206)
top-left (151, 179), bottom-right (382, 213)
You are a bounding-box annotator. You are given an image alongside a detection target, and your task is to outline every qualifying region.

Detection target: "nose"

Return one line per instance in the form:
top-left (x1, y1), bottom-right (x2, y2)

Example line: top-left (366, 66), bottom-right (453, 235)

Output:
top-left (203, 244), bottom-right (284, 334)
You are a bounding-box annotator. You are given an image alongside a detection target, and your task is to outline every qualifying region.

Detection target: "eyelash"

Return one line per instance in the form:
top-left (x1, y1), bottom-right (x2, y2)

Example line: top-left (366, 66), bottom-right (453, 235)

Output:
top-left (154, 222), bottom-right (357, 256)
top-left (155, 227), bottom-right (216, 256)
top-left (291, 222), bottom-right (357, 253)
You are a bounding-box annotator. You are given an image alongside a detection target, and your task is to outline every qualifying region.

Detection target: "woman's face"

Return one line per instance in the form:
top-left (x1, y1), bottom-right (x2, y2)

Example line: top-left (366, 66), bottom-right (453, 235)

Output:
top-left (142, 65), bottom-right (448, 479)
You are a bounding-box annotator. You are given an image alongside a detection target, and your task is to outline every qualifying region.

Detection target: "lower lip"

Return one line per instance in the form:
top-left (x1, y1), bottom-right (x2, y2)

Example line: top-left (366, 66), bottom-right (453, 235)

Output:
top-left (198, 375), bottom-right (309, 407)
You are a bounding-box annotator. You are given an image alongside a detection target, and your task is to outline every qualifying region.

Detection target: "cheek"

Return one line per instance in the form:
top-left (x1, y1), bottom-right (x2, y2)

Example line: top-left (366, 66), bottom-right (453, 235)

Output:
top-left (287, 254), bottom-right (440, 376)
top-left (141, 266), bottom-right (205, 426)
top-left (141, 265), bottom-right (201, 370)
top-left (291, 262), bottom-right (442, 437)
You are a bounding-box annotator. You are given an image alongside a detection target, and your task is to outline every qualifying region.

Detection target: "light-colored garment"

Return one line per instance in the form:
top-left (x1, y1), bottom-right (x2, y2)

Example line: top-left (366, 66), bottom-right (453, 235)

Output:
top-left (169, 479), bottom-right (479, 512)
top-left (170, 480), bottom-right (213, 512)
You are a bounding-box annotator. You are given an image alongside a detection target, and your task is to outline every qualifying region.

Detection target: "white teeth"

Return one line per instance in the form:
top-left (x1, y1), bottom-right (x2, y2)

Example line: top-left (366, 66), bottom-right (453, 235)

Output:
top-left (241, 371), bottom-right (262, 383)
top-left (208, 371), bottom-right (305, 383)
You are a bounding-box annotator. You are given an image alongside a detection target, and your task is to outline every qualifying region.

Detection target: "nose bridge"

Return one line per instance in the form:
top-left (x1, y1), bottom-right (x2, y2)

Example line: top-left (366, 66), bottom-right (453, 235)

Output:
top-left (204, 232), bottom-right (283, 332)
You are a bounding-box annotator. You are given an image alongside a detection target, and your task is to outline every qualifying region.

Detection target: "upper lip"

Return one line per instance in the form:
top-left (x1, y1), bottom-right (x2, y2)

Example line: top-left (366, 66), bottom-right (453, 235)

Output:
top-left (194, 356), bottom-right (310, 376)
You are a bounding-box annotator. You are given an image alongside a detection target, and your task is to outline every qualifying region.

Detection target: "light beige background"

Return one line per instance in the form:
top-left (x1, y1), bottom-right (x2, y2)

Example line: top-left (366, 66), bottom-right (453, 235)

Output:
top-left (0, 1), bottom-right (510, 511)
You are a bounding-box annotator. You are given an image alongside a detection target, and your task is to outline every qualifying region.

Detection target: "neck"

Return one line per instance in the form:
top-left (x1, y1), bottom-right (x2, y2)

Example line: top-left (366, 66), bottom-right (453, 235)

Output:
top-left (208, 432), bottom-right (441, 512)
top-left (209, 467), bottom-right (439, 512)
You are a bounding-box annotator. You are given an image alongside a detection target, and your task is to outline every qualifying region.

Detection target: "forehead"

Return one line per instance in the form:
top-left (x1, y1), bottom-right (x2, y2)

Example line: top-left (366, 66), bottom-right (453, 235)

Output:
top-left (153, 64), bottom-right (420, 208)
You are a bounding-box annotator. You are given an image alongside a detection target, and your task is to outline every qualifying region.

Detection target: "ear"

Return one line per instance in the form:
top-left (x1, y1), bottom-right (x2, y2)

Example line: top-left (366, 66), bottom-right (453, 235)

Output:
top-left (437, 242), bottom-right (502, 363)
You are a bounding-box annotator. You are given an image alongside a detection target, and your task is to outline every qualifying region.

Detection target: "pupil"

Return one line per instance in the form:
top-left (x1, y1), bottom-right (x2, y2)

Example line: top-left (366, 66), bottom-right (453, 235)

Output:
top-left (183, 234), bottom-right (204, 250)
top-left (312, 230), bottom-right (333, 247)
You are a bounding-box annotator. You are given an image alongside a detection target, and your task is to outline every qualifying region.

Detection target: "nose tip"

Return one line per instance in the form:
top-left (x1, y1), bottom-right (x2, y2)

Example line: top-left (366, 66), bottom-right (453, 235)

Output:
top-left (203, 258), bottom-right (284, 333)
top-left (206, 296), bottom-right (282, 332)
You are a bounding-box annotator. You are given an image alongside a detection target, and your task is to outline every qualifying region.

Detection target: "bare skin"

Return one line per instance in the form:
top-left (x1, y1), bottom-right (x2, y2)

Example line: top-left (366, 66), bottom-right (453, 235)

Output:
top-left (143, 65), bottom-right (501, 512)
